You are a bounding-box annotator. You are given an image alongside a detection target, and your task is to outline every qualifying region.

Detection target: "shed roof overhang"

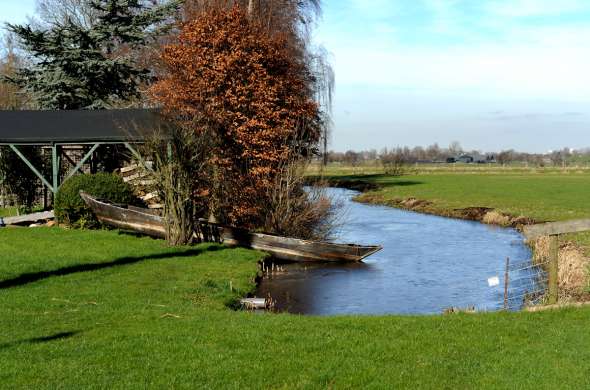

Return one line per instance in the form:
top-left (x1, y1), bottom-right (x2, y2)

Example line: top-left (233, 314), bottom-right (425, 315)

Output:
top-left (0, 109), bottom-right (168, 145)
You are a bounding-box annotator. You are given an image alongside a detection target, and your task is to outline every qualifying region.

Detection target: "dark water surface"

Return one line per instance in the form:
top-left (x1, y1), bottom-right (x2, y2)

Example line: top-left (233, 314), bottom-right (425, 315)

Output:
top-left (257, 188), bottom-right (532, 315)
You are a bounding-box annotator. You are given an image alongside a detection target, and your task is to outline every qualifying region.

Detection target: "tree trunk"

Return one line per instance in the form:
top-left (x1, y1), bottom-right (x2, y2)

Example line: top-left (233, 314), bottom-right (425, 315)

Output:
top-left (247, 0), bottom-right (255, 17)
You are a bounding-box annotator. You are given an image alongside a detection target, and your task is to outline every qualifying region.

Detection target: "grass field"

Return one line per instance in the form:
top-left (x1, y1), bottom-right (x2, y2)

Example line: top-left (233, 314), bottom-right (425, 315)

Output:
top-left (2, 227), bottom-right (590, 388)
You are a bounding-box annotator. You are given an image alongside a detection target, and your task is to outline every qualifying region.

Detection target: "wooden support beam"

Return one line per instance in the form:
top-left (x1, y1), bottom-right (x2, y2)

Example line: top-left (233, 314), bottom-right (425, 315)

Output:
top-left (52, 144), bottom-right (59, 195)
top-left (8, 144), bottom-right (54, 193)
top-left (523, 219), bottom-right (590, 240)
top-left (547, 235), bottom-right (559, 305)
top-left (62, 143), bottom-right (100, 183)
top-left (124, 142), bottom-right (153, 172)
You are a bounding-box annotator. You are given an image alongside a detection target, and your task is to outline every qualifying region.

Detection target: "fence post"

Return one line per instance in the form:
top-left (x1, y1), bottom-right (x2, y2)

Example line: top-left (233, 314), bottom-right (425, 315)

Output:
top-left (547, 234), bottom-right (559, 304)
top-left (504, 257), bottom-right (510, 310)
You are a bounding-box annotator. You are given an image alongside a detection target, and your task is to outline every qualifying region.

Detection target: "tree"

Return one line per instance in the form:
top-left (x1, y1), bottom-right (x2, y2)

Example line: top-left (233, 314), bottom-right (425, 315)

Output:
top-left (6, 0), bottom-right (180, 109)
top-left (496, 150), bottom-right (515, 165)
top-left (34, 0), bottom-right (99, 29)
top-left (0, 33), bottom-right (30, 109)
top-left (182, 0), bottom-right (333, 165)
top-left (151, 6), bottom-right (322, 228)
top-left (448, 141), bottom-right (462, 157)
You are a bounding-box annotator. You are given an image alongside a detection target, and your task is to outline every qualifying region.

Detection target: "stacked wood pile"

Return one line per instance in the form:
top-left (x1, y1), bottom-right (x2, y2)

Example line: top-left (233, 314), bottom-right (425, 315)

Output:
top-left (118, 164), bottom-right (162, 210)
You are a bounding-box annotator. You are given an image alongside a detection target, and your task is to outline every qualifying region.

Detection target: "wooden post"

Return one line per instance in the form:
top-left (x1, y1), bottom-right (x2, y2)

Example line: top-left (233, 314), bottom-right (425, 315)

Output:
top-left (547, 235), bottom-right (559, 304)
top-left (52, 144), bottom-right (59, 196)
top-left (504, 257), bottom-right (510, 310)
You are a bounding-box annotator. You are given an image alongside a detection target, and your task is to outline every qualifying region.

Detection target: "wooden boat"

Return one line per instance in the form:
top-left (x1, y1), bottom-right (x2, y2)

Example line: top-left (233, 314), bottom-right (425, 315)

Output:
top-left (80, 192), bottom-right (166, 238)
top-left (80, 192), bottom-right (382, 263)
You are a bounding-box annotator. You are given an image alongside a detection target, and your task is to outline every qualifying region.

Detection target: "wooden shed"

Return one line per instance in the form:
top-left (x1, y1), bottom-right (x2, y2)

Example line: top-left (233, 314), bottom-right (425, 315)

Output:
top-left (0, 109), bottom-right (167, 196)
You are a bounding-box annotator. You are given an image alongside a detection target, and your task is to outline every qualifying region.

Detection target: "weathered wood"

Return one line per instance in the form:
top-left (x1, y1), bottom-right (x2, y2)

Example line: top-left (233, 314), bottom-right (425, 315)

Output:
top-left (2, 211), bottom-right (54, 226)
top-left (128, 205), bottom-right (160, 216)
top-left (547, 235), bottom-right (559, 305)
top-left (120, 164), bottom-right (139, 173)
top-left (141, 192), bottom-right (159, 201)
top-left (123, 172), bottom-right (149, 182)
top-left (80, 192), bottom-right (166, 238)
top-left (80, 193), bottom-right (383, 263)
top-left (523, 219), bottom-right (590, 240)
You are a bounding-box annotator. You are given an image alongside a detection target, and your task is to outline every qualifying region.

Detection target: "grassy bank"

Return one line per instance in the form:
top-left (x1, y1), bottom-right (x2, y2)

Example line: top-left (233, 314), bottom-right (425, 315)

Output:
top-left (2, 228), bottom-right (590, 388)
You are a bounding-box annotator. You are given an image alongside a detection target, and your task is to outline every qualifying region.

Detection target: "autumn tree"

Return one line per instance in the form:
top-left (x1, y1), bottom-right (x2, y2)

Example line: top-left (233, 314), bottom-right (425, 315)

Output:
top-left (182, 0), bottom-right (334, 164)
top-left (151, 6), bottom-right (322, 228)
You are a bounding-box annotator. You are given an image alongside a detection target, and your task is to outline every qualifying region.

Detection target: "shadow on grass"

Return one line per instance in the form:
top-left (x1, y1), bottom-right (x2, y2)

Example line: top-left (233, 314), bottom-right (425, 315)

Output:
top-left (0, 331), bottom-right (81, 351)
top-left (389, 180), bottom-right (423, 187)
top-left (0, 246), bottom-right (221, 290)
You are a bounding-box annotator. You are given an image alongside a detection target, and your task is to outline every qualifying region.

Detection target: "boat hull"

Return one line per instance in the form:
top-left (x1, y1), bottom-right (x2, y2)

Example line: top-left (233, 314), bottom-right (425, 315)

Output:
top-left (80, 192), bottom-right (382, 262)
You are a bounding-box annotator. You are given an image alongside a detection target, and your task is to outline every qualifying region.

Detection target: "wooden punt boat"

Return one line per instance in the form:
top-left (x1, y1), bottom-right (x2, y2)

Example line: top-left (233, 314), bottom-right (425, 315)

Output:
top-left (80, 192), bottom-right (382, 263)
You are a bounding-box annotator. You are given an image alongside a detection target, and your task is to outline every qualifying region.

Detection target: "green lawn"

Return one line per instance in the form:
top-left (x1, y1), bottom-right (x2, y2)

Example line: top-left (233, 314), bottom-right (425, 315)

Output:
top-left (2, 228), bottom-right (590, 388)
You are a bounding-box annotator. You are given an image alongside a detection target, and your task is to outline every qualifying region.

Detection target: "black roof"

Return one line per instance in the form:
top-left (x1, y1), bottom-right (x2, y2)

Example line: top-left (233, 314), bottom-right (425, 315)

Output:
top-left (0, 109), bottom-right (168, 144)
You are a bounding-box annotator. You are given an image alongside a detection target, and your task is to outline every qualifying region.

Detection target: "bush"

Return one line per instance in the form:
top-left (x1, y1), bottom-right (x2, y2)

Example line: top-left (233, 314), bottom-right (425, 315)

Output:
top-left (55, 173), bottom-right (136, 228)
top-left (0, 146), bottom-right (45, 213)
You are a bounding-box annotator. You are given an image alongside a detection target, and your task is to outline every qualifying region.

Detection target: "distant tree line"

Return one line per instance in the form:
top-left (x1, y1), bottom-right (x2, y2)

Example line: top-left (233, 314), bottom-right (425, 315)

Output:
top-left (325, 143), bottom-right (590, 170)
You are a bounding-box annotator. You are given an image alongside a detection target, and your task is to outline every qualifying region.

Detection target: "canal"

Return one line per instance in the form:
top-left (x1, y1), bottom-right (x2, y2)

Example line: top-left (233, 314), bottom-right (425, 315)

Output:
top-left (257, 188), bottom-right (533, 315)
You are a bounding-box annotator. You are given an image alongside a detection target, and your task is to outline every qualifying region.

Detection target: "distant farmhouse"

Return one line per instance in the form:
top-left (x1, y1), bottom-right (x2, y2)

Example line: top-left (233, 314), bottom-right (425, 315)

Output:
top-left (450, 153), bottom-right (496, 164)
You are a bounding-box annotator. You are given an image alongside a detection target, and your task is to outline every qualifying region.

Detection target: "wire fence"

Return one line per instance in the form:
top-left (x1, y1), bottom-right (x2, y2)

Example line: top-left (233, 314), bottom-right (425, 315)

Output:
top-left (475, 257), bottom-right (550, 312)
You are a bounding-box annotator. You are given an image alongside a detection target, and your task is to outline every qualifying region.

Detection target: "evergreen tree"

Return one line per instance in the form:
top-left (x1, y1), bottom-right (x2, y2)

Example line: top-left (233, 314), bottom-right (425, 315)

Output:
top-left (6, 0), bottom-right (180, 109)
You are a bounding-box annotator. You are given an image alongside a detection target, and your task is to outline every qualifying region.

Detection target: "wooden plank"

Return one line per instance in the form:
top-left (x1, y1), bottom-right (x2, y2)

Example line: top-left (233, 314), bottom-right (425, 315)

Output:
top-left (523, 219), bottom-right (590, 239)
top-left (123, 171), bottom-right (149, 182)
top-left (2, 211), bottom-right (54, 226)
top-left (120, 164), bottom-right (139, 173)
top-left (141, 192), bottom-right (159, 201)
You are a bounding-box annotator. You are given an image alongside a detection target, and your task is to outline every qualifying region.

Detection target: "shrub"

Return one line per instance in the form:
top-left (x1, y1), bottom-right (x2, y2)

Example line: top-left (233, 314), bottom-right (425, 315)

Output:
top-left (55, 173), bottom-right (135, 228)
top-left (0, 146), bottom-right (45, 213)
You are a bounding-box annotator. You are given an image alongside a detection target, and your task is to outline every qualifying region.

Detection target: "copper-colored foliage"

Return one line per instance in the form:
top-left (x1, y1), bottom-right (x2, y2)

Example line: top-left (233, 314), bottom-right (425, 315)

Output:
top-left (150, 6), bottom-right (320, 227)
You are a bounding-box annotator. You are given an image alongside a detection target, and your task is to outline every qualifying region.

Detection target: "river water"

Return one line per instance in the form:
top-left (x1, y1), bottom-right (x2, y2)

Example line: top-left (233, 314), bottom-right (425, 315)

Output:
top-left (257, 188), bottom-right (533, 315)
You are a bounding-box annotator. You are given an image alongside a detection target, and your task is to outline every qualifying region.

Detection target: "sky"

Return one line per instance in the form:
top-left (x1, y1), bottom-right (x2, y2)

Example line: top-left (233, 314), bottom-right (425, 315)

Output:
top-left (314, 0), bottom-right (590, 152)
top-left (2, 0), bottom-right (590, 152)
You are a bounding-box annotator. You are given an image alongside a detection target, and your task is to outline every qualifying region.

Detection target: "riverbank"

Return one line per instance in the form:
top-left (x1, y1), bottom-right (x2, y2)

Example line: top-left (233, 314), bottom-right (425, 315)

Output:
top-left (3, 227), bottom-right (590, 388)
top-left (316, 171), bottom-right (590, 301)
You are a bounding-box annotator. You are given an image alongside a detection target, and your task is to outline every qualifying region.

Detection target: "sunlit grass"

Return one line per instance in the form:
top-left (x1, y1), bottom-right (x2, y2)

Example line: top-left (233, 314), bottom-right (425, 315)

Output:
top-left (2, 228), bottom-right (590, 388)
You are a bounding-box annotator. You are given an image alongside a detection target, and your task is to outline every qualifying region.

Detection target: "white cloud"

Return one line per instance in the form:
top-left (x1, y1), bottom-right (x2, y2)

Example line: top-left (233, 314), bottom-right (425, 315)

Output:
top-left (331, 42), bottom-right (590, 101)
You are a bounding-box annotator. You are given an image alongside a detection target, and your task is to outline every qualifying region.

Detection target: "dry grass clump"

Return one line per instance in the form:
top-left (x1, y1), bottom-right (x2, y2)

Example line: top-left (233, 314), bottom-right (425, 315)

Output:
top-left (482, 210), bottom-right (512, 227)
top-left (534, 236), bottom-right (590, 298)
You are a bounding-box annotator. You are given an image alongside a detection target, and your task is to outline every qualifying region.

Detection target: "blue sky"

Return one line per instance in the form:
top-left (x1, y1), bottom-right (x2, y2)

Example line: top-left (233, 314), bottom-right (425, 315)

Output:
top-left (3, 0), bottom-right (590, 152)
top-left (314, 0), bottom-right (590, 152)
